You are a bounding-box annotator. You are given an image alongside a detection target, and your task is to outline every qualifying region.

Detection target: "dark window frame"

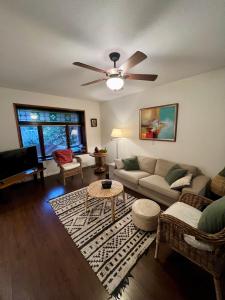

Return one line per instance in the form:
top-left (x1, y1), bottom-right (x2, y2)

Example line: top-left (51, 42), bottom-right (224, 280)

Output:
top-left (13, 103), bottom-right (88, 161)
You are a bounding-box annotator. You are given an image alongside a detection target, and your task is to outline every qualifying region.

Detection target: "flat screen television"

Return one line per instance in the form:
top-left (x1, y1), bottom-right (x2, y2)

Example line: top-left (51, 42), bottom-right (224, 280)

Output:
top-left (0, 146), bottom-right (39, 181)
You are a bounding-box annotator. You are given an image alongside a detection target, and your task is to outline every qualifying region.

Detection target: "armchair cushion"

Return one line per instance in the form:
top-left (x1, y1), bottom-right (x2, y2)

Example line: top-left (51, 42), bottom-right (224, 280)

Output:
top-left (163, 202), bottom-right (213, 251)
top-left (198, 196), bottom-right (225, 234)
top-left (163, 202), bottom-right (201, 227)
top-left (61, 158), bottom-right (80, 171)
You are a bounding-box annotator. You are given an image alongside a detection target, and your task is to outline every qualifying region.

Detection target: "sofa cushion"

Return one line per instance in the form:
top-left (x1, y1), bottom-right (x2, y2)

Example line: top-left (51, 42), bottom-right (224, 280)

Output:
top-left (139, 175), bottom-right (180, 200)
top-left (137, 156), bottom-right (157, 174)
top-left (154, 159), bottom-right (176, 177)
top-left (163, 202), bottom-right (213, 251)
top-left (114, 169), bottom-right (149, 185)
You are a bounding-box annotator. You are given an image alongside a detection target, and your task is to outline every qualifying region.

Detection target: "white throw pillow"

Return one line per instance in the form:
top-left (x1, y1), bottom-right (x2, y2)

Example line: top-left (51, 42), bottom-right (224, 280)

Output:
top-left (170, 174), bottom-right (193, 190)
top-left (115, 159), bottom-right (124, 169)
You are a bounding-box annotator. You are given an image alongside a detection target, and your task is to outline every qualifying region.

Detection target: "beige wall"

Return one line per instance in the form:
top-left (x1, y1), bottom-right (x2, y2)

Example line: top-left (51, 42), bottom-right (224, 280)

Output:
top-left (0, 87), bottom-right (101, 176)
top-left (101, 68), bottom-right (225, 177)
top-left (1, 68), bottom-right (225, 178)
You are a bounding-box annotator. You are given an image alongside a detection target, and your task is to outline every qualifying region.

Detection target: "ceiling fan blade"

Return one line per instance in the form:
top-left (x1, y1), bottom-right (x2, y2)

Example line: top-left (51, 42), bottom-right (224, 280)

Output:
top-left (125, 73), bottom-right (158, 81)
top-left (119, 51), bottom-right (147, 72)
top-left (73, 62), bottom-right (106, 74)
top-left (81, 79), bottom-right (106, 86)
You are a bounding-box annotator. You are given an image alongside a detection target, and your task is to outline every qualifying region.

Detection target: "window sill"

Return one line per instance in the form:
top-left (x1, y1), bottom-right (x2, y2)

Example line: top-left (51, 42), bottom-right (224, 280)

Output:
top-left (38, 151), bottom-right (88, 162)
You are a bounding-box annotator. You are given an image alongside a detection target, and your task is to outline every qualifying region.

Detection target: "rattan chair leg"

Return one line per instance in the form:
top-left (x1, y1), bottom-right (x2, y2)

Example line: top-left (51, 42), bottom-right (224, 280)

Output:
top-left (213, 277), bottom-right (222, 300)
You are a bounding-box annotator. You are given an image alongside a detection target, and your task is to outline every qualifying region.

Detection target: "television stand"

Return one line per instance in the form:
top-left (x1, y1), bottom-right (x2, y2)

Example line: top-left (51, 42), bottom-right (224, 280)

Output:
top-left (0, 164), bottom-right (45, 190)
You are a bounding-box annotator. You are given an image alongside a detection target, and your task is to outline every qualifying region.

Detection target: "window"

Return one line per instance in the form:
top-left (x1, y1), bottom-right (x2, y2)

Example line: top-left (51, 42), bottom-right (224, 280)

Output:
top-left (14, 104), bottom-right (87, 160)
top-left (69, 125), bottom-right (82, 152)
top-left (20, 125), bottom-right (42, 157)
top-left (43, 125), bottom-right (67, 156)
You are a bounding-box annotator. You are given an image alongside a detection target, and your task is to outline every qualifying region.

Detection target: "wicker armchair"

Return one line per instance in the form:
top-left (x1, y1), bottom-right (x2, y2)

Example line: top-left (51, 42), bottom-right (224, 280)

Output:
top-left (155, 193), bottom-right (225, 300)
top-left (53, 150), bottom-right (83, 185)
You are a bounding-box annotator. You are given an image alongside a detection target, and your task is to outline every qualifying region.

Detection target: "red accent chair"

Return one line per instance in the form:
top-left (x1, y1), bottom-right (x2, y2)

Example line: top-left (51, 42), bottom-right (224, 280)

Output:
top-left (53, 149), bottom-right (83, 185)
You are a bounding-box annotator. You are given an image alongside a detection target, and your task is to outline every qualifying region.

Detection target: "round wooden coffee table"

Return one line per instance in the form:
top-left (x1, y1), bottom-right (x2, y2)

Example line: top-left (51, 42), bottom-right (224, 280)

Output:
top-left (86, 180), bottom-right (126, 222)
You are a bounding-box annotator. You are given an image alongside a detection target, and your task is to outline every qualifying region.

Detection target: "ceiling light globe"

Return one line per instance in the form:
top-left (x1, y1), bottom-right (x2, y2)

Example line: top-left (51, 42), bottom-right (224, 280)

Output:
top-left (106, 77), bottom-right (124, 91)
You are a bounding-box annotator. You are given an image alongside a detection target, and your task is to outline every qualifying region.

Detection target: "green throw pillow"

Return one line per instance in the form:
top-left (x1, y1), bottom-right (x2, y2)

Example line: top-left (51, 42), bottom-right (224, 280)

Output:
top-left (219, 167), bottom-right (225, 177)
top-left (198, 196), bottom-right (225, 233)
top-left (122, 157), bottom-right (139, 171)
top-left (165, 165), bottom-right (187, 185)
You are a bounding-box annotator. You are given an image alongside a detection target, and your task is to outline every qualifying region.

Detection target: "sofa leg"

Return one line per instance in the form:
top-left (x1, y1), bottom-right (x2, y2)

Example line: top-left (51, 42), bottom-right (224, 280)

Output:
top-left (213, 277), bottom-right (222, 300)
top-left (154, 218), bottom-right (161, 259)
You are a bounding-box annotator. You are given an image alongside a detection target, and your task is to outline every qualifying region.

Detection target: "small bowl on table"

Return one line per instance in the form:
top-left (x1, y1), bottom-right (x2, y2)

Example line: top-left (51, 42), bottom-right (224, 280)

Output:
top-left (102, 180), bottom-right (112, 189)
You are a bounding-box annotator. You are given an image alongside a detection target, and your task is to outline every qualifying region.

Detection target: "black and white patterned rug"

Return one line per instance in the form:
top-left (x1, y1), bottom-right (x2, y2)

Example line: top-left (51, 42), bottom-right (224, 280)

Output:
top-left (49, 187), bottom-right (156, 297)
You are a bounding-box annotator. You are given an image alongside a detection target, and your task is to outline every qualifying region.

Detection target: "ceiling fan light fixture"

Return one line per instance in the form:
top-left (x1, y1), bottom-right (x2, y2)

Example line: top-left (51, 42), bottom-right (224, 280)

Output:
top-left (73, 51), bottom-right (158, 88)
top-left (106, 77), bottom-right (124, 91)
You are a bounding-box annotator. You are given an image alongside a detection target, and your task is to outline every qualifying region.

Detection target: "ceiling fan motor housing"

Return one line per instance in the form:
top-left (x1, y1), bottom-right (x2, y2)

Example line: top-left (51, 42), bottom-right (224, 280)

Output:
top-left (109, 52), bottom-right (120, 62)
top-left (109, 52), bottom-right (120, 68)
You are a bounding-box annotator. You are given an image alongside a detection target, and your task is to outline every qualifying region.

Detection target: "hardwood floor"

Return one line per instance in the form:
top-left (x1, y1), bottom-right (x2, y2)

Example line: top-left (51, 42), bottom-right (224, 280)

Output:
top-left (0, 167), bottom-right (222, 300)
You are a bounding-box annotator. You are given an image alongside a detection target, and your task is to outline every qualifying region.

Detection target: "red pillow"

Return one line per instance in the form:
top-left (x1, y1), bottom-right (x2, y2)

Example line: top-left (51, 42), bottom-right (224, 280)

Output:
top-left (54, 149), bottom-right (73, 164)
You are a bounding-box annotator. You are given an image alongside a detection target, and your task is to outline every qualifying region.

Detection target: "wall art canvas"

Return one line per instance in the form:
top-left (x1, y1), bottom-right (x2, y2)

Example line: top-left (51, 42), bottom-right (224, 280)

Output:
top-left (139, 103), bottom-right (178, 141)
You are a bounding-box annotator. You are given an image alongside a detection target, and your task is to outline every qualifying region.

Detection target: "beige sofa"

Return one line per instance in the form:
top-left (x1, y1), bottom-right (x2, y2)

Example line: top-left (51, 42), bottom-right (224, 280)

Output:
top-left (109, 156), bottom-right (210, 206)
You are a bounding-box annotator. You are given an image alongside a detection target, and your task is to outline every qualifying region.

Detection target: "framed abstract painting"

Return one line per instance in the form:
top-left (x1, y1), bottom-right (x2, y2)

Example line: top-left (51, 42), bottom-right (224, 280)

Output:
top-left (139, 103), bottom-right (178, 141)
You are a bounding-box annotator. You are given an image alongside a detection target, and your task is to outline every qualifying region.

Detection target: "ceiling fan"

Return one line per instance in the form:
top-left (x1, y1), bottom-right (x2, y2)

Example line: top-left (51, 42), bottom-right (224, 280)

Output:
top-left (72, 51), bottom-right (158, 91)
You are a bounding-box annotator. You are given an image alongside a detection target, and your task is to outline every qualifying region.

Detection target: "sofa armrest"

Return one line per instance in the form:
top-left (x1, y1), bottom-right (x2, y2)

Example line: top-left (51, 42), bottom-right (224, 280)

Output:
top-left (182, 175), bottom-right (210, 196)
top-left (108, 162), bottom-right (116, 179)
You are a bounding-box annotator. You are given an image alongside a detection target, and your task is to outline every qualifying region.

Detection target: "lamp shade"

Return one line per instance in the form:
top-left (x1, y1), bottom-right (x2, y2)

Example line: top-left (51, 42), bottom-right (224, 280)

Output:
top-left (106, 77), bottom-right (124, 91)
top-left (111, 128), bottom-right (123, 138)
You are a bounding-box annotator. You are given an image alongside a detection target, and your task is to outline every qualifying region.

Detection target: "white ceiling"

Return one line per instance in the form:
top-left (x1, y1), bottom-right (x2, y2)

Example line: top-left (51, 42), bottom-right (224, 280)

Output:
top-left (0, 0), bottom-right (225, 102)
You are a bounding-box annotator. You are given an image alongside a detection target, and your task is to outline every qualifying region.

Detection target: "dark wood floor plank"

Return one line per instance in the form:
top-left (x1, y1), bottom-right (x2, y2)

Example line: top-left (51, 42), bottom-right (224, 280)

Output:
top-left (0, 167), bottom-right (223, 300)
